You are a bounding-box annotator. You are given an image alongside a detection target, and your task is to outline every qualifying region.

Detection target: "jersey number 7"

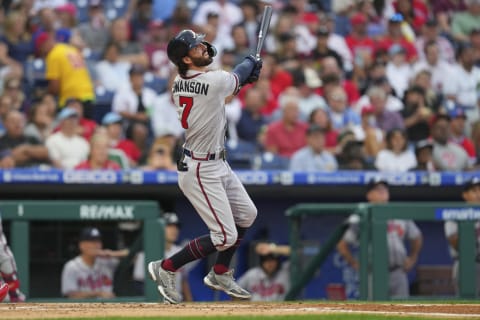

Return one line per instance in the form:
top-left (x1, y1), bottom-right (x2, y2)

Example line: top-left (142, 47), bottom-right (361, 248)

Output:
top-left (179, 96), bottom-right (194, 129)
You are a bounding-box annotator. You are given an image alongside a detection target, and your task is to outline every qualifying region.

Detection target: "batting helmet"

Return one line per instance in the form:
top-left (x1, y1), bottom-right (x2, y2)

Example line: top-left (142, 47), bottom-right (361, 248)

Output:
top-left (167, 29), bottom-right (206, 65)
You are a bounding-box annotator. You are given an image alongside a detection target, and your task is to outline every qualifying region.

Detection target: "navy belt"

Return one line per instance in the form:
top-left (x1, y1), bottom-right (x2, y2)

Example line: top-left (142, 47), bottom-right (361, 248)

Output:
top-left (183, 148), bottom-right (226, 161)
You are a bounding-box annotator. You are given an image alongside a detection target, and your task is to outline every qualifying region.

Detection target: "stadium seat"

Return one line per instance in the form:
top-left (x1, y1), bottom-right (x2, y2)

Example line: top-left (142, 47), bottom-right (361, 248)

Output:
top-left (93, 86), bottom-right (115, 124)
top-left (258, 152), bottom-right (290, 170)
top-left (143, 72), bottom-right (168, 94)
top-left (225, 140), bottom-right (258, 169)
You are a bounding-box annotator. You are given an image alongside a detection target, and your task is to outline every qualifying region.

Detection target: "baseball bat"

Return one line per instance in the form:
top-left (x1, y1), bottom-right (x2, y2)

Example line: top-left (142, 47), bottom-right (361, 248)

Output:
top-left (255, 5), bottom-right (273, 59)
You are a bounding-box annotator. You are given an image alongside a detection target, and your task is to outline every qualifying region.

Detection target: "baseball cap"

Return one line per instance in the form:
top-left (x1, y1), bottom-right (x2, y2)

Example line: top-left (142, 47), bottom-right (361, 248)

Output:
top-left (414, 139), bottom-right (433, 155)
top-left (102, 112), bottom-right (123, 125)
top-left (463, 177), bottom-right (480, 191)
top-left (366, 177), bottom-right (389, 192)
top-left (57, 107), bottom-right (78, 121)
top-left (34, 32), bottom-right (51, 54)
top-left (448, 107), bottom-right (467, 119)
top-left (388, 44), bottom-right (406, 56)
top-left (389, 13), bottom-right (404, 23)
top-left (164, 212), bottom-right (181, 226)
top-left (55, 3), bottom-right (77, 16)
top-left (79, 227), bottom-right (102, 241)
top-left (430, 113), bottom-right (451, 127)
top-left (304, 68), bottom-right (322, 88)
top-left (350, 13), bottom-right (367, 26)
top-left (361, 105), bottom-right (375, 116)
top-left (129, 64), bottom-right (146, 75)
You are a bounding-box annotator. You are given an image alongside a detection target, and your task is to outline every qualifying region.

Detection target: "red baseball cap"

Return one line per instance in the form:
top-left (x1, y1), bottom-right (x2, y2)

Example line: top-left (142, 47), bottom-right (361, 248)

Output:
top-left (55, 3), bottom-right (77, 16)
top-left (35, 32), bottom-right (51, 55)
top-left (361, 105), bottom-right (375, 116)
top-left (350, 13), bottom-right (367, 26)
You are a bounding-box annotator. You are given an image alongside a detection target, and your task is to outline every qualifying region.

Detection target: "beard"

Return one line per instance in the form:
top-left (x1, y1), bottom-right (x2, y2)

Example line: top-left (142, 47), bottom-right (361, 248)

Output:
top-left (190, 54), bottom-right (213, 67)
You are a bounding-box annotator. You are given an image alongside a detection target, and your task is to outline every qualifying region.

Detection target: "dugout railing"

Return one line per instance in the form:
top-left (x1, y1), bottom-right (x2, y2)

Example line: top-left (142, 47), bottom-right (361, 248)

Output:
top-left (0, 200), bottom-right (164, 302)
top-left (286, 203), bottom-right (478, 301)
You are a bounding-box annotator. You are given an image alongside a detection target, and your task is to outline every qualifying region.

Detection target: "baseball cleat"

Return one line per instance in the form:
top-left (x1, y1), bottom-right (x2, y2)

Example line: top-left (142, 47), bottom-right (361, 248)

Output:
top-left (0, 283), bottom-right (8, 302)
top-left (148, 261), bottom-right (181, 304)
top-left (203, 268), bottom-right (251, 299)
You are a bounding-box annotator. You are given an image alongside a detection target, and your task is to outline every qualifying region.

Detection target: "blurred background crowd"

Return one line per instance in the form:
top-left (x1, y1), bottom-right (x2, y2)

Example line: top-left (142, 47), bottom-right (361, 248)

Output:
top-left (0, 0), bottom-right (479, 172)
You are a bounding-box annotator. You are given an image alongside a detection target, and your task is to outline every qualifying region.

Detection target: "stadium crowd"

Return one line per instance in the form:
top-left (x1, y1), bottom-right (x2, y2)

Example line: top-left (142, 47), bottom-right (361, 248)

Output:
top-left (0, 0), bottom-right (479, 172)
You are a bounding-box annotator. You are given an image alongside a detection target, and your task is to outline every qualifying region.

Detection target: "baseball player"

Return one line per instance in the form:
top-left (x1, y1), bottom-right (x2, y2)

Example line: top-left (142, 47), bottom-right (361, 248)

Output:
top-left (0, 212), bottom-right (25, 302)
top-left (61, 227), bottom-right (128, 299)
top-left (336, 178), bottom-right (423, 298)
top-left (148, 29), bottom-right (262, 304)
top-left (238, 242), bottom-right (291, 301)
top-left (444, 177), bottom-right (480, 294)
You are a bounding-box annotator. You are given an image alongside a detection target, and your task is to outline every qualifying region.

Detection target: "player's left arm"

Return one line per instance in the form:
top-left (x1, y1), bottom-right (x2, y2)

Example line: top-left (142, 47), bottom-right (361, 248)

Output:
top-left (232, 55), bottom-right (263, 88)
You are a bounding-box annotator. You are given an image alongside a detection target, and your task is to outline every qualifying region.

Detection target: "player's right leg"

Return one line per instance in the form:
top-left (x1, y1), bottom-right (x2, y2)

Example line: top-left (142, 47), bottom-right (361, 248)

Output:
top-left (147, 261), bottom-right (181, 304)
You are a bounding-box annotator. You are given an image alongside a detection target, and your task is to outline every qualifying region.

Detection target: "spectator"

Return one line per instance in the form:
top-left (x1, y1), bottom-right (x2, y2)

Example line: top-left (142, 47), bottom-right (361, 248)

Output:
top-left (0, 95), bottom-right (12, 135)
top-left (336, 178), bottom-right (423, 298)
top-left (238, 242), bottom-right (291, 302)
top-left (75, 133), bottom-right (121, 170)
top-left (308, 108), bottom-right (339, 154)
top-left (376, 13), bottom-right (418, 63)
top-left (432, 0), bottom-right (467, 36)
top-left (238, 0), bottom-right (260, 52)
top-left (77, 0), bottom-right (110, 56)
top-left (192, 0), bottom-right (243, 49)
top-left (318, 56), bottom-right (360, 105)
top-left (129, 0), bottom-right (153, 45)
top-left (289, 124), bottom-right (338, 172)
top-left (236, 87), bottom-right (267, 146)
top-left (345, 13), bottom-right (376, 69)
top-left (24, 100), bottom-right (54, 143)
top-left (2, 75), bottom-right (27, 112)
top-left (126, 121), bottom-right (150, 164)
top-left (401, 85), bottom-right (432, 143)
top-left (95, 42), bottom-right (131, 92)
top-left (385, 44), bottom-right (412, 98)
top-left (311, 26), bottom-right (344, 71)
top-left (326, 85), bottom-right (361, 132)
top-left (143, 20), bottom-right (171, 78)
top-left (64, 98), bottom-right (97, 141)
top-left (133, 212), bottom-right (193, 300)
top-left (109, 17), bottom-right (148, 67)
top-left (317, 12), bottom-right (353, 70)
top-left (141, 140), bottom-right (176, 171)
top-left (451, 0), bottom-right (480, 43)
top-left (412, 41), bottom-right (455, 96)
top-left (393, 0), bottom-right (428, 33)
top-left (431, 114), bottom-right (470, 171)
top-left (227, 24), bottom-right (251, 66)
top-left (0, 9), bottom-right (33, 64)
top-left (61, 227), bottom-right (128, 299)
top-left (444, 177), bottom-right (480, 295)
top-left (411, 69), bottom-right (443, 113)
top-left (415, 19), bottom-right (455, 64)
top-left (45, 107), bottom-right (90, 169)
top-left (375, 128), bottom-right (417, 172)
top-left (368, 86), bottom-right (405, 133)
top-left (350, 105), bottom-right (383, 159)
top-left (0, 110), bottom-right (49, 168)
top-left (448, 107), bottom-right (476, 164)
top-left (444, 44), bottom-right (480, 124)
top-left (411, 139), bottom-right (435, 171)
top-left (36, 32), bottom-right (95, 118)
top-left (112, 64), bottom-right (156, 126)
top-left (263, 92), bottom-right (308, 158)
top-left (102, 112), bottom-right (141, 166)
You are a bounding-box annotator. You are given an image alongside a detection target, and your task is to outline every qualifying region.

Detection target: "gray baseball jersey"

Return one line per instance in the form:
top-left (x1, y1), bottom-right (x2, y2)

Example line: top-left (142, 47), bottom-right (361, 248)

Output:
top-left (343, 218), bottom-right (421, 297)
top-left (0, 214), bottom-right (17, 275)
top-left (61, 256), bottom-right (119, 296)
top-left (173, 69), bottom-right (257, 250)
top-left (238, 262), bottom-right (290, 301)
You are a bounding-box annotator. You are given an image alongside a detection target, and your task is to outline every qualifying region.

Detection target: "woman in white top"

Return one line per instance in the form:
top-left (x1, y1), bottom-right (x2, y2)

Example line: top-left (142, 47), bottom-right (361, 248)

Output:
top-left (375, 128), bottom-right (417, 172)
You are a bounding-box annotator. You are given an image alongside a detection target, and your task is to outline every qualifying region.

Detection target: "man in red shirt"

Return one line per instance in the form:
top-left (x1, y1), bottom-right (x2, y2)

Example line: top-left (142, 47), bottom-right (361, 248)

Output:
top-left (64, 98), bottom-right (97, 141)
top-left (345, 13), bottom-right (376, 67)
top-left (263, 91), bottom-right (308, 158)
top-left (377, 14), bottom-right (418, 62)
top-left (449, 107), bottom-right (476, 164)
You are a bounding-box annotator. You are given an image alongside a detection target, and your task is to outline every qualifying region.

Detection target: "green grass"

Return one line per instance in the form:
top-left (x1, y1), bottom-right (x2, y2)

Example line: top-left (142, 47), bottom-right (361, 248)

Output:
top-left (35, 316), bottom-right (480, 320)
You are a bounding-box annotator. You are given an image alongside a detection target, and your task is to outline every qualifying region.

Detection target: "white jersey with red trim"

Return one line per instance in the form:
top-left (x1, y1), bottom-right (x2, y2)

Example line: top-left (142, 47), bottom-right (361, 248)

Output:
top-left (172, 69), bottom-right (239, 154)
